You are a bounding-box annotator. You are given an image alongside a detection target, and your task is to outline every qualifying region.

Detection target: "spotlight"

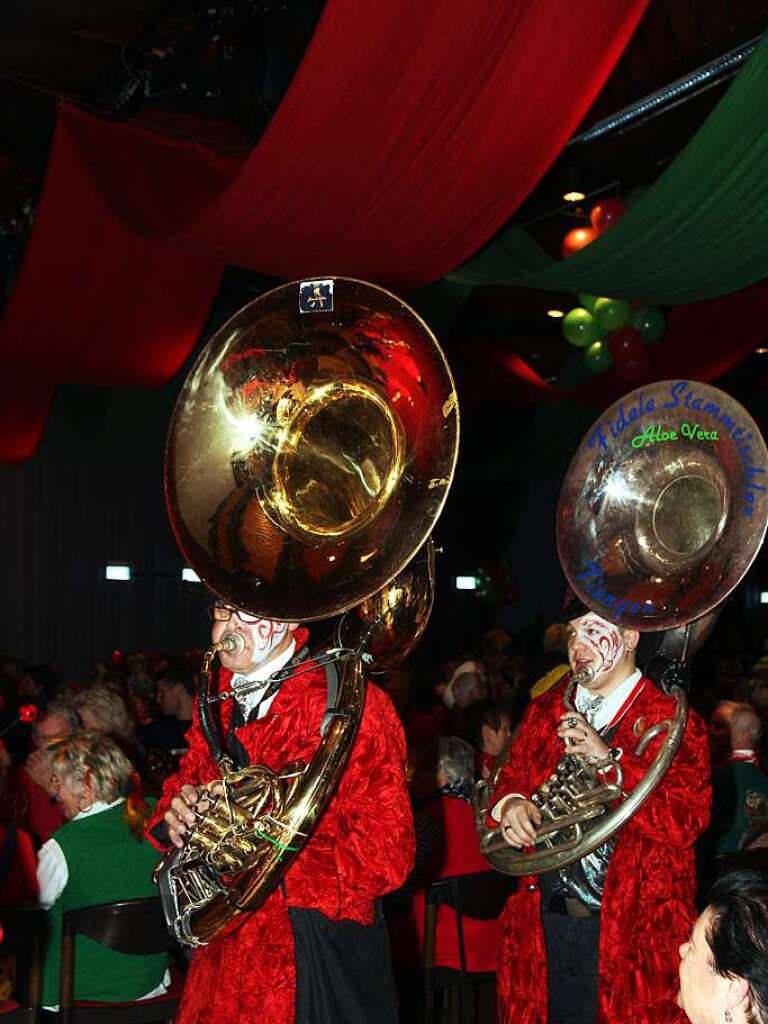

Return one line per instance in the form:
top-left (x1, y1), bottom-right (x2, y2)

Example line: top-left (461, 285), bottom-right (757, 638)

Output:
top-left (563, 190), bottom-right (586, 202)
top-left (547, 309), bottom-right (565, 318)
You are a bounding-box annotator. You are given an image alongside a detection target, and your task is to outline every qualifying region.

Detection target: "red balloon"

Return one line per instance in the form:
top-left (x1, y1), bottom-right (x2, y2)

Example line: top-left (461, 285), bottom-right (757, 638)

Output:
top-left (561, 226), bottom-right (597, 258)
top-left (607, 326), bottom-right (644, 362)
top-left (590, 198), bottom-right (626, 233)
top-left (614, 350), bottom-right (650, 381)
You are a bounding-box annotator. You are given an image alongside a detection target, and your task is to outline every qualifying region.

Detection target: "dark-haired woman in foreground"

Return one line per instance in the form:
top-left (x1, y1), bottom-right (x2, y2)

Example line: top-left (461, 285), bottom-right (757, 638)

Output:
top-left (678, 869), bottom-right (768, 1024)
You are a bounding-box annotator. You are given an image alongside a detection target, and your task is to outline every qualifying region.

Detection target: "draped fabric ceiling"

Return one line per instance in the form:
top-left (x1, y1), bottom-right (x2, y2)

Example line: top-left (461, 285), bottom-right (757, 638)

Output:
top-left (450, 30), bottom-right (768, 303)
top-left (0, 0), bottom-right (651, 461)
top-left (446, 30), bottom-right (768, 404)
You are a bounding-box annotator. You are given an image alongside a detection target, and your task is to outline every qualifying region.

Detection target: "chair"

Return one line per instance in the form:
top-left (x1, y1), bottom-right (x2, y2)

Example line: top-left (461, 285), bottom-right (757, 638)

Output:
top-left (423, 871), bottom-right (516, 1024)
top-left (0, 906), bottom-right (45, 1023)
top-left (57, 898), bottom-right (183, 1024)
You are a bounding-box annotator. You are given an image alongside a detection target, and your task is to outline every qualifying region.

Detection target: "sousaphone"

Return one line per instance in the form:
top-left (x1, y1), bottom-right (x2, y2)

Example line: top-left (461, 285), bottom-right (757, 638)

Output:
top-left (476, 380), bottom-right (767, 875)
top-left (156, 278), bottom-right (459, 944)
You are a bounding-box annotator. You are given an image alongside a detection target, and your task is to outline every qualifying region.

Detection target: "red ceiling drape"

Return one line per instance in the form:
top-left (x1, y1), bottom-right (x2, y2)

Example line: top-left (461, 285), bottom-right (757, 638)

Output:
top-left (0, 0), bottom-right (651, 461)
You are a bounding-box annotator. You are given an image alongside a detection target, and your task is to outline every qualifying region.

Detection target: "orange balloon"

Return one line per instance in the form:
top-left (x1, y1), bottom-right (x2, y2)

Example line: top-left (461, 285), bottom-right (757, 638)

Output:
top-left (561, 226), bottom-right (597, 258)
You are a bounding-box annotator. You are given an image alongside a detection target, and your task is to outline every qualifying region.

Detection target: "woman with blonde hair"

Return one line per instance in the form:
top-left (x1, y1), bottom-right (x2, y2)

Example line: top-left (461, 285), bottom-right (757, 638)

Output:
top-left (37, 732), bottom-right (167, 1008)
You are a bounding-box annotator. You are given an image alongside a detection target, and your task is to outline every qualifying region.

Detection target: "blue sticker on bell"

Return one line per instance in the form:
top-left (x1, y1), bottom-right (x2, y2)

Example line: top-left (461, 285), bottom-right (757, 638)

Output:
top-left (299, 280), bottom-right (334, 314)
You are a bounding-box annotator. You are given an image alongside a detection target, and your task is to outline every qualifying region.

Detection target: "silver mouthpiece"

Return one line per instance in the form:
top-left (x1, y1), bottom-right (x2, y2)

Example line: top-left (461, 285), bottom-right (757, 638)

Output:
top-left (218, 632), bottom-right (246, 656)
top-left (572, 665), bottom-right (595, 687)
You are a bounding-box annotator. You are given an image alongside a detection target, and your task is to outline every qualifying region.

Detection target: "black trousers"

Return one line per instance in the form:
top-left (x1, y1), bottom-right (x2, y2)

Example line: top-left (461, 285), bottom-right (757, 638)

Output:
top-left (542, 908), bottom-right (601, 1024)
top-left (290, 905), bottom-right (399, 1024)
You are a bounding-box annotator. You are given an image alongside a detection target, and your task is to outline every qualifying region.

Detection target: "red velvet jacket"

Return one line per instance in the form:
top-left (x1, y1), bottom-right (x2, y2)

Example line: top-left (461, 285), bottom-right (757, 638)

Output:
top-left (492, 674), bottom-right (710, 1024)
top-left (147, 635), bottom-right (415, 1024)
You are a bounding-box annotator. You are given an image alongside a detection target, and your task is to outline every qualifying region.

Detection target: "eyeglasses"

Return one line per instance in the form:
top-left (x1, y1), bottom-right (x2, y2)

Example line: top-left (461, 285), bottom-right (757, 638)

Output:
top-left (207, 603), bottom-right (261, 624)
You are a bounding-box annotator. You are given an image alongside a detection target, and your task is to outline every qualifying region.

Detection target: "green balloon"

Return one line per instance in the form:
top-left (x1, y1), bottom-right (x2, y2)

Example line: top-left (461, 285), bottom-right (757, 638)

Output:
top-left (632, 306), bottom-right (666, 344)
top-left (562, 307), bottom-right (603, 348)
top-left (594, 297), bottom-right (631, 330)
top-left (578, 293), bottom-right (599, 313)
top-left (582, 340), bottom-right (612, 373)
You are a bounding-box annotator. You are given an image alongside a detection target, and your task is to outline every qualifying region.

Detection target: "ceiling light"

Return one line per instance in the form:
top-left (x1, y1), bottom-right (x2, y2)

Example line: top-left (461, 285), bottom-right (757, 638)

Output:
top-left (547, 309), bottom-right (565, 318)
top-left (563, 190), bottom-right (586, 202)
top-left (105, 564), bottom-right (131, 581)
top-left (755, 346), bottom-right (768, 354)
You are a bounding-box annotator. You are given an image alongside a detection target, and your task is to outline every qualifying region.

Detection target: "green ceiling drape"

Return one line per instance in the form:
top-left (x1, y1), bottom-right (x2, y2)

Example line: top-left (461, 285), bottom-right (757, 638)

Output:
top-left (448, 30), bottom-right (768, 304)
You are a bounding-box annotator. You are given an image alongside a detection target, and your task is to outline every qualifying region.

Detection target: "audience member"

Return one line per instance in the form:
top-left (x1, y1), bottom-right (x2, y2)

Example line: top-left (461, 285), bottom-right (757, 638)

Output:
top-left (0, 740), bottom-right (37, 905)
top-left (72, 685), bottom-right (151, 781)
top-left (442, 660), bottom-right (487, 711)
top-left (151, 664), bottom-right (195, 751)
top-left (698, 704), bottom-right (768, 900)
top-left (2, 702), bottom-right (79, 845)
top-left (390, 737), bottom-right (503, 1019)
top-left (527, 622), bottom-right (570, 698)
top-left (38, 732), bottom-right (167, 1008)
top-left (464, 698), bottom-right (513, 779)
top-left (678, 868), bottom-right (768, 1024)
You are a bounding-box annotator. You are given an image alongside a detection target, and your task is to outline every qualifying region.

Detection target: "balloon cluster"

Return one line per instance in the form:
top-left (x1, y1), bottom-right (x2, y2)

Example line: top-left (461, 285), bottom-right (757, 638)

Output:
top-left (560, 199), bottom-right (666, 380)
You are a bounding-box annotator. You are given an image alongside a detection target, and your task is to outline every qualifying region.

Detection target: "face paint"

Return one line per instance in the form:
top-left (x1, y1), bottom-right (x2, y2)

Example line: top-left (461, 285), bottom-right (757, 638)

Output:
top-left (252, 620), bottom-right (289, 660)
top-left (569, 614), bottom-right (625, 677)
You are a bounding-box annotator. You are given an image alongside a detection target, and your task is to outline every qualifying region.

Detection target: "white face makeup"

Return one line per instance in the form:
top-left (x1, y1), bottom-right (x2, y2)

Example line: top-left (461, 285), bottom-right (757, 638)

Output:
top-left (568, 613), bottom-right (625, 678)
top-left (211, 615), bottom-right (294, 674)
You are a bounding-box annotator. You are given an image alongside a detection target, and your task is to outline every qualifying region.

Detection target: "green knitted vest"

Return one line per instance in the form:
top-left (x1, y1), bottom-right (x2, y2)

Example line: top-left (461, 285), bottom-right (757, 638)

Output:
top-left (42, 799), bottom-right (167, 1006)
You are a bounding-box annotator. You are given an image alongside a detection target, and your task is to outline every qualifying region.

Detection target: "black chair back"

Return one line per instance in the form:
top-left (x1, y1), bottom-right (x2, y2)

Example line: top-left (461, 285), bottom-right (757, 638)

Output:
top-left (423, 871), bottom-right (515, 1024)
top-left (59, 898), bottom-right (181, 1024)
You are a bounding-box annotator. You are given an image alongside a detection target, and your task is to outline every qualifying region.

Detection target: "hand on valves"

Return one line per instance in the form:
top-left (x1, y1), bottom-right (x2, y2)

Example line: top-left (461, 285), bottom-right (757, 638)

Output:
top-left (164, 781), bottom-right (225, 849)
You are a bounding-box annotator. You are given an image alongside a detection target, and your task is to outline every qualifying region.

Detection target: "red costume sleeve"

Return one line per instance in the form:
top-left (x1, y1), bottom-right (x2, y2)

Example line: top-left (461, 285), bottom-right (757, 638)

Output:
top-left (332, 685), bottom-right (415, 901)
top-left (614, 702), bottom-right (711, 846)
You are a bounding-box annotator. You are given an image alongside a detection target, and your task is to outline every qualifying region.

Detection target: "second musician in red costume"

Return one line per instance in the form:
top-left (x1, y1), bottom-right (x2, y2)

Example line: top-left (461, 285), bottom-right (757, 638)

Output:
top-left (493, 602), bottom-right (710, 1024)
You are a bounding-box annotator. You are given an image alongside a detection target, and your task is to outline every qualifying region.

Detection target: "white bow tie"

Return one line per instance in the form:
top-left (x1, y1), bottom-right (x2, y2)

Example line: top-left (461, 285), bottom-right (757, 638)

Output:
top-left (576, 691), bottom-right (605, 725)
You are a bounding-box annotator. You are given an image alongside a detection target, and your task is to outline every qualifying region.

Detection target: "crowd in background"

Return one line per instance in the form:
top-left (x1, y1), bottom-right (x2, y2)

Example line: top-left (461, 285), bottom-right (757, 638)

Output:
top-left (0, 613), bottom-right (767, 1019)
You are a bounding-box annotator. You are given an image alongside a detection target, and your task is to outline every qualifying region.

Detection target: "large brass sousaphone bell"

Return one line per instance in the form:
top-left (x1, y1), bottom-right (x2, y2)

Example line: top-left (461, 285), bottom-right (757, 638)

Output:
top-left (157, 278), bottom-right (459, 945)
top-left (477, 380), bottom-right (767, 876)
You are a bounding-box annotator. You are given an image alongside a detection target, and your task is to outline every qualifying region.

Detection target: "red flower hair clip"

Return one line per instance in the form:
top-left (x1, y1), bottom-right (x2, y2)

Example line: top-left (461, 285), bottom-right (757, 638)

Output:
top-left (19, 704), bottom-right (38, 723)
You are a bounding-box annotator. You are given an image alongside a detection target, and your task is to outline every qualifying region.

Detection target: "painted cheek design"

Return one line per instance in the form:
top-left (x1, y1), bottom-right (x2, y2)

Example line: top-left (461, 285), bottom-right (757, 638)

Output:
top-left (577, 617), bottom-right (624, 675)
top-left (253, 620), bottom-right (287, 653)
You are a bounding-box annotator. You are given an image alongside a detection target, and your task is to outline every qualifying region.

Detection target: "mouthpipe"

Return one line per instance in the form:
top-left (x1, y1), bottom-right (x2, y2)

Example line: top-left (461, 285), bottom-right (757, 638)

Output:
top-left (213, 632), bottom-right (246, 657)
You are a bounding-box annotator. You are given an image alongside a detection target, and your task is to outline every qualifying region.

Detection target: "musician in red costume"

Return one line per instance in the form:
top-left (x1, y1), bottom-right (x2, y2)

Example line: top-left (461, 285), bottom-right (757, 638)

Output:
top-left (147, 600), bottom-right (415, 1024)
top-left (493, 600), bottom-right (710, 1024)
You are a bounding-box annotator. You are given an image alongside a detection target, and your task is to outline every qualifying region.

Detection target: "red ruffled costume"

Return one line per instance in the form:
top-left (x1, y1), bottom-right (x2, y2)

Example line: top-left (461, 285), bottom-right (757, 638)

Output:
top-left (147, 630), bottom-right (415, 1024)
top-left (492, 674), bottom-right (710, 1024)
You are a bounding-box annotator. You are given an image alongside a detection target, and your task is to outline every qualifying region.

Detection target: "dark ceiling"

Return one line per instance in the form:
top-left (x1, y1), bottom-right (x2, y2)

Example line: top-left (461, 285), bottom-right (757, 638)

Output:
top-left (1, 0), bottom-right (767, 387)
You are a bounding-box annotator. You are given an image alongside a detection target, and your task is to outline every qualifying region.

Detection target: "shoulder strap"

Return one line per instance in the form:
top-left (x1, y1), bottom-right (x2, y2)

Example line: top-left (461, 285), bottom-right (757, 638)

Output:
top-left (320, 659), bottom-right (354, 737)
